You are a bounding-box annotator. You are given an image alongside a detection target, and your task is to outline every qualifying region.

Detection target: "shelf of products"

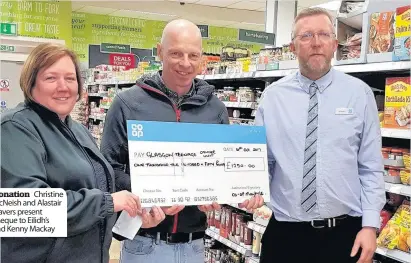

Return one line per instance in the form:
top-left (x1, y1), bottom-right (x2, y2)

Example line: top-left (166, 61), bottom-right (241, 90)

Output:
top-left (197, 61), bottom-right (410, 80)
top-left (205, 228), bottom-right (251, 256)
top-left (375, 247), bottom-right (411, 263)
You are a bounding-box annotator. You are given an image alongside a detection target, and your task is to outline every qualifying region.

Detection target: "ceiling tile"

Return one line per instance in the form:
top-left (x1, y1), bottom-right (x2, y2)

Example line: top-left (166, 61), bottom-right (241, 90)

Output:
top-left (195, 0), bottom-right (238, 8)
top-left (227, 1), bottom-right (265, 11)
top-left (76, 6), bottom-right (118, 15)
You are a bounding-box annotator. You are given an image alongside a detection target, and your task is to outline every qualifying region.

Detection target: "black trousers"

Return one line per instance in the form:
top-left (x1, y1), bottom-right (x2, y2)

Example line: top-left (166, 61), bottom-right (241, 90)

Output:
top-left (260, 216), bottom-right (363, 263)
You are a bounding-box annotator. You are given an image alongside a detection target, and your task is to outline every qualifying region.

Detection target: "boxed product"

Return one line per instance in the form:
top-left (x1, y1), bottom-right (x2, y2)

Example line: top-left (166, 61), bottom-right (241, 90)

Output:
top-left (393, 5), bottom-right (410, 61)
top-left (368, 11), bottom-right (395, 54)
top-left (383, 77), bottom-right (411, 129)
top-left (377, 200), bottom-right (410, 253)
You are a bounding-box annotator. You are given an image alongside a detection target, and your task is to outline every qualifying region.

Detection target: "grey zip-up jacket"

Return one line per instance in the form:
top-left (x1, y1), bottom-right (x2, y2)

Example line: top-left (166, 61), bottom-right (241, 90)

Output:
top-left (1, 101), bottom-right (116, 263)
top-left (100, 73), bottom-right (229, 236)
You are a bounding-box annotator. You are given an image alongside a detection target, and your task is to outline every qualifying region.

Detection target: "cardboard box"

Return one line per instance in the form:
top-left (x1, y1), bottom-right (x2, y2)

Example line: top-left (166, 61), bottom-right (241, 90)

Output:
top-left (384, 77), bottom-right (411, 129)
top-left (393, 5), bottom-right (411, 61)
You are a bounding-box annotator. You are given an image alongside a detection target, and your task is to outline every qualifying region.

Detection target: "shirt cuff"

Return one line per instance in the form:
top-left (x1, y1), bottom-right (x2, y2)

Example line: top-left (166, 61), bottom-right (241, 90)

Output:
top-left (362, 209), bottom-right (381, 228)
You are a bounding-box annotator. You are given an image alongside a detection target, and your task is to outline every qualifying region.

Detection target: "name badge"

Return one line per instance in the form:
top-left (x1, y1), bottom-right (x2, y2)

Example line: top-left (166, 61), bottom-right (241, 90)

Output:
top-left (335, 108), bottom-right (354, 115)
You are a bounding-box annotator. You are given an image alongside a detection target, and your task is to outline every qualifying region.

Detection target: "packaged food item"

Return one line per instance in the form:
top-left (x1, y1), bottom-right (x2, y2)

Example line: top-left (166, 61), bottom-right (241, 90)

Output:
top-left (231, 211), bottom-right (237, 237)
top-left (220, 207), bottom-right (226, 237)
top-left (382, 147), bottom-right (391, 159)
top-left (368, 12), bottom-right (395, 54)
top-left (214, 209), bottom-right (221, 229)
top-left (385, 166), bottom-right (402, 184)
top-left (252, 231), bottom-right (262, 257)
top-left (383, 77), bottom-right (411, 129)
top-left (377, 200), bottom-right (410, 252)
top-left (389, 148), bottom-right (404, 160)
top-left (403, 149), bottom-right (410, 169)
top-left (400, 168), bottom-right (410, 185)
top-left (239, 222), bottom-right (245, 246)
top-left (235, 214), bottom-right (243, 243)
top-left (243, 227), bottom-right (253, 250)
top-left (379, 209), bottom-right (393, 234)
top-left (393, 6), bottom-right (410, 61)
top-left (225, 208), bottom-right (232, 237)
top-left (238, 87), bottom-right (255, 102)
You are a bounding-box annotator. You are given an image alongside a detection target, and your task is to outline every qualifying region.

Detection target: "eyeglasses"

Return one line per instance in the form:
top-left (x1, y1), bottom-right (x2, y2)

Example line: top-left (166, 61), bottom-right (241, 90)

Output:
top-left (293, 32), bottom-right (335, 42)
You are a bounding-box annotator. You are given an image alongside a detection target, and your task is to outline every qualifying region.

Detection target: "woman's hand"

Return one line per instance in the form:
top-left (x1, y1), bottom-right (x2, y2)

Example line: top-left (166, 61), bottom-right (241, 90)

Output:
top-left (141, 206), bottom-right (166, 228)
top-left (111, 190), bottom-right (141, 217)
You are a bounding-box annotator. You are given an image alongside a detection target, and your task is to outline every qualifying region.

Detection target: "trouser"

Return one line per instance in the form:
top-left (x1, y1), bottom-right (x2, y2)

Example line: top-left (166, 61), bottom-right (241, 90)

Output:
top-left (260, 215), bottom-right (363, 263)
top-left (120, 232), bottom-right (205, 263)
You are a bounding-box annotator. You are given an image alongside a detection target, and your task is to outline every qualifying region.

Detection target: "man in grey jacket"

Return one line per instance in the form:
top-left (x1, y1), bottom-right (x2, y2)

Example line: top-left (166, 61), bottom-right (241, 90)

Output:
top-left (101, 19), bottom-right (264, 263)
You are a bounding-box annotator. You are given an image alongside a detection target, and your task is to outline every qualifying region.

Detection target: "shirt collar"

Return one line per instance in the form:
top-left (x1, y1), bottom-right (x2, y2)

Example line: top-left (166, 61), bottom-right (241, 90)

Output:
top-left (297, 68), bottom-right (333, 94)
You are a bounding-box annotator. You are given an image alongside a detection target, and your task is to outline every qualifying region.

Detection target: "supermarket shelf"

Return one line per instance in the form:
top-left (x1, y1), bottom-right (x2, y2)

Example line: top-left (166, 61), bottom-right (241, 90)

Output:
top-left (375, 247), bottom-right (411, 263)
top-left (247, 221), bottom-right (266, 234)
top-left (196, 61), bottom-right (411, 80)
top-left (223, 101), bottom-right (258, 109)
top-left (385, 182), bottom-right (411, 197)
top-left (88, 92), bottom-right (108, 97)
top-left (381, 128), bottom-right (411, 139)
top-left (205, 229), bottom-right (252, 256)
top-left (87, 81), bottom-right (134, 85)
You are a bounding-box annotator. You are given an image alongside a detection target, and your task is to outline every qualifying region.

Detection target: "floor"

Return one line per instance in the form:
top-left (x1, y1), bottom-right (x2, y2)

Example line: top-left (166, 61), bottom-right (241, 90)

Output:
top-left (109, 239), bottom-right (121, 263)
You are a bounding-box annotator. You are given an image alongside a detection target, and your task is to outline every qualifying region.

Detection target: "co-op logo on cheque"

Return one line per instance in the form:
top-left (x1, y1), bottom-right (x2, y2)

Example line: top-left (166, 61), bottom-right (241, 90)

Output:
top-left (131, 124), bottom-right (144, 138)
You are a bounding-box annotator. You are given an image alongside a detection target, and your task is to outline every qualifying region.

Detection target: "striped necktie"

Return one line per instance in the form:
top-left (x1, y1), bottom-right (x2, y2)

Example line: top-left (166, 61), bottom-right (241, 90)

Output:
top-left (301, 82), bottom-right (318, 213)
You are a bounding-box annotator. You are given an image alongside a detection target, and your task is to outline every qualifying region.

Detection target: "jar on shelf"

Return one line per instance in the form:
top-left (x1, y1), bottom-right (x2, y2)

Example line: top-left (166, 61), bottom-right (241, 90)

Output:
top-left (223, 87), bottom-right (237, 102)
top-left (238, 87), bottom-right (255, 102)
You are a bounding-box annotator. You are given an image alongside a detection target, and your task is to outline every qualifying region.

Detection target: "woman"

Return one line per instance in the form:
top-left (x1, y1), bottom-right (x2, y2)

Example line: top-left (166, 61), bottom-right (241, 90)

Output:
top-left (1, 43), bottom-right (165, 263)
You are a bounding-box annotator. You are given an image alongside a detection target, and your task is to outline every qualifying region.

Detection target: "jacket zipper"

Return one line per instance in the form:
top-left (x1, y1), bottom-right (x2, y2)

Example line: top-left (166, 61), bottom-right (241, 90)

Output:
top-left (138, 83), bottom-right (181, 233)
top-left (60, 120), bottom-right (106, 262)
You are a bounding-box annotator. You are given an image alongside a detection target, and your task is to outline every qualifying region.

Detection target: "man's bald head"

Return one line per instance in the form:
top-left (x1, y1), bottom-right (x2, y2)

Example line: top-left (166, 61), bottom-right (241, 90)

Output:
top-left (156, 19), bottom-right (203, 96)
top-left (160, 19), bottom-right (202, 48)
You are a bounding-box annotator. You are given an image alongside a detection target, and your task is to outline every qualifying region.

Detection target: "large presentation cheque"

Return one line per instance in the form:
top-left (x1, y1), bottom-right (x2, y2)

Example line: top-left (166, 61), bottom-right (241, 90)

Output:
top-left (127, 121), bottom-right (270, 207)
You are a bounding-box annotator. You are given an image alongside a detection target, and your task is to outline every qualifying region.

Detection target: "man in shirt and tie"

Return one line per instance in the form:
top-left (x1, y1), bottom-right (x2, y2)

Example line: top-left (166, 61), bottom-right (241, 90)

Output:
top-left (256, 7), bottom-right (385, 263)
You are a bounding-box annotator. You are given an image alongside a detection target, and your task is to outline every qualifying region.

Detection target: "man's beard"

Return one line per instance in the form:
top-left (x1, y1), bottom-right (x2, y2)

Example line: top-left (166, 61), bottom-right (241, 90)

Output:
top-left (303, 56), bottom-right (331, 75)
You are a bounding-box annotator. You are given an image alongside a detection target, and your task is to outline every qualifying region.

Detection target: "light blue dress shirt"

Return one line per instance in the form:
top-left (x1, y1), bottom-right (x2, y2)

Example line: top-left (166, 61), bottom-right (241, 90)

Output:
top-left (255, 68), bottom-right (386, 228)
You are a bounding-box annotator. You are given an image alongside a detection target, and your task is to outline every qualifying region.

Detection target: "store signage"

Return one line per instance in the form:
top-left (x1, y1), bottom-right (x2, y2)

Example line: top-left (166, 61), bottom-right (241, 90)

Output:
top-left (100, 43), bottom-right (131, 54)
top-left (0, 23), bottom-right (17, 36)
top-left (109, 53), bottom-right (136, 70)
top-left (0, 79), bottom-right (10, 92)
top-left (126, 120), bottom-right (270, 207)
top-left (238, 29), bottom-right (275, 45)
top-left (0, 45), bottom-right (15, 52)
top-left (197, 25), bottom-right (209, 38)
